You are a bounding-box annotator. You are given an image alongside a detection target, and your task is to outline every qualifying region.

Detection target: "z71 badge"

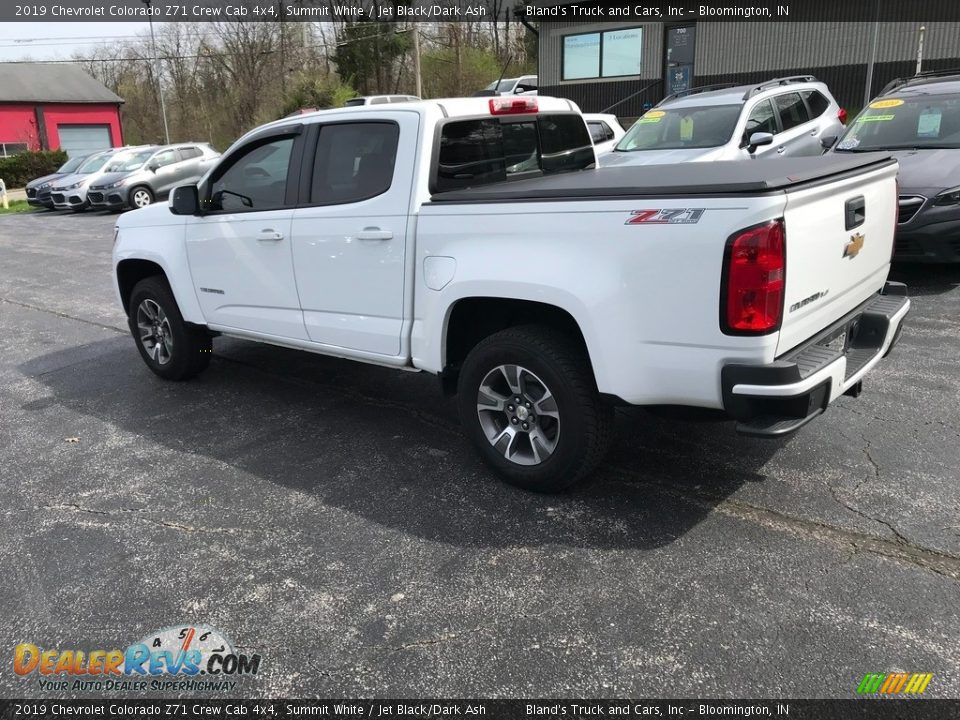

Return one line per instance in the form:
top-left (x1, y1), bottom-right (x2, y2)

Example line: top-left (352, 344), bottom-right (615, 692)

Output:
top-left (626, 209), bottom-right (705, 225)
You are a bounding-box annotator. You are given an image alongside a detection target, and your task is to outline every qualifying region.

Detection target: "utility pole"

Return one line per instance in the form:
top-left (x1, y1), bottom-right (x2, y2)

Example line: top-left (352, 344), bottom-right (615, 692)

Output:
top-left (916, 25), bottom-right (926, 75)
top-left (863, 0), bottom-right (880, 105)
top-left (412, 23), bottom-right (422, 98)
top-left (141, 0), bottom-right (170, 144)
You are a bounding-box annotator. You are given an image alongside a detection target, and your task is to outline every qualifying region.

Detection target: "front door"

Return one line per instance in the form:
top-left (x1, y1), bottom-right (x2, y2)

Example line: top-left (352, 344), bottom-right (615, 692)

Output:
top-left (291, 113), bottom-right (418, 356)
top-left (185, 132), bottom-right (308, 340)
top-left (665, 25), bottom-right (696, 96)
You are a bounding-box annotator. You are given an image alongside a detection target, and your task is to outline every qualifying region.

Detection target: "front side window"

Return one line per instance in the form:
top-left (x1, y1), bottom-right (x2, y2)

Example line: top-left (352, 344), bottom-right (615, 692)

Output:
top-left (617, 105), bottom-right (742, 151)
top-left (746, 100), bottom-right (778, 137)
top-left (152, 149), bottom-right (178, 168)
top-left (77, 152), bottom-right (113, 174)
top-left (210, 136), bottom-right (295, 211)
top-left (106, 149), bottom-right (154, 172)
top-left (774, 92), bottom-right (810, 131)
top-left (589, 121), bottom-right (614, 143)
top-left (311, 122), bottom-right (399, 205)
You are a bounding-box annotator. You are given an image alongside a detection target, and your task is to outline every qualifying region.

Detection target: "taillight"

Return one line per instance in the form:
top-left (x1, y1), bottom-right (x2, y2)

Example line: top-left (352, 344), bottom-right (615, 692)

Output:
top-left (838, 108), bottom-right (848, 124)
top-left (721, 219), bottom-right (786, 334)
top-left (489, 97), bottom-right (538, 115)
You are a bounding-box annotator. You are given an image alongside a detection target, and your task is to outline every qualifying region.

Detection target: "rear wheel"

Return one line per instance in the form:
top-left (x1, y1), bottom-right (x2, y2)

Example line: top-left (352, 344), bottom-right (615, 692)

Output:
top-left (128, 277), bottom-right (211, 380)
top-left (129, 186), bottom-right (154, 209)
top-left (457, 325), bottom-right (613, 493)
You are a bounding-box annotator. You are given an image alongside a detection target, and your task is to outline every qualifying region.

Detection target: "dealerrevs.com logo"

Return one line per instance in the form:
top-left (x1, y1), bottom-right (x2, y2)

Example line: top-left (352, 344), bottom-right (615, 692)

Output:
top-left (13, 625), bottom-right (261, 693)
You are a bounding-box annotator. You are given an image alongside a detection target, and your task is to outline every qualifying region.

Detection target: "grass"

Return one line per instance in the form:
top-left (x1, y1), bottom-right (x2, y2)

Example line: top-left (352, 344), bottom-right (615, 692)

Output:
top-left (0, 200), bottom-right (36, 215)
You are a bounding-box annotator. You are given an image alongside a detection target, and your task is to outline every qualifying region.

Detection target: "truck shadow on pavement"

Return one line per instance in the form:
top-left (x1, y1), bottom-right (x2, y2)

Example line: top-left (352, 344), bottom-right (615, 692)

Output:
top-left (889, 263), bottom-right (960, 297)
top-left (20, 336), bottom-right (784, 551)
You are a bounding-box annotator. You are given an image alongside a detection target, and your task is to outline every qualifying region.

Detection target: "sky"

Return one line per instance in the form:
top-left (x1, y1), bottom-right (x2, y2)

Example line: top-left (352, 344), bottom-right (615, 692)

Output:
top-left (0, 22), bottom-right (156, 63)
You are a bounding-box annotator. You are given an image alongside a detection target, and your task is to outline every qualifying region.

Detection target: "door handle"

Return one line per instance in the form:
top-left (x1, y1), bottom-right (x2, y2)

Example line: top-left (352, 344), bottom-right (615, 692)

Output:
top-left (257, 229), bottom-right (283, 242)
top-left (810, 129), bottom-right (818, 136)
top-left (357, 228), bottom-right (393, 241)
top-left (776, 146), bottom-right (786, 154)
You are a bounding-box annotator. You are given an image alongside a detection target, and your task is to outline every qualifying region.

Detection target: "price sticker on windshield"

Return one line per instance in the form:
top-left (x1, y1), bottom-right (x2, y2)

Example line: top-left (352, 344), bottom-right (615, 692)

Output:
top-left (869, 99), bottom-right (904, 109)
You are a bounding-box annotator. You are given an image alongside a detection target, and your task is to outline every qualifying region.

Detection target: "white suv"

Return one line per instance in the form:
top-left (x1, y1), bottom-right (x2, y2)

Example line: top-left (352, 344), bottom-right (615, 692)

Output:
top-left (602, 76), bottom-right (847, 166)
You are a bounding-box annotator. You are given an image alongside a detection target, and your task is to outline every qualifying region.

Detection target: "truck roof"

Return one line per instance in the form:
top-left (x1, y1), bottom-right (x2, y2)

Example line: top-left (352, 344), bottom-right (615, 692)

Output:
top-left (248, 96), bottom-right (581, 140)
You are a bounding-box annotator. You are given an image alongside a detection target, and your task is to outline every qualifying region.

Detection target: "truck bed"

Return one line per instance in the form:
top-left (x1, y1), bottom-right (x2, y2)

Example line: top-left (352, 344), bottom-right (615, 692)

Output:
top-left (430, 153), bottom-right (895, 202)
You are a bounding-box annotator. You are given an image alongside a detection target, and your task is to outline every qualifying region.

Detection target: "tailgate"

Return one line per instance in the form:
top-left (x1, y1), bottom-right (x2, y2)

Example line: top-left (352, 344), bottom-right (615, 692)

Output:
top-left (777, 160), bottom-right (899, 355)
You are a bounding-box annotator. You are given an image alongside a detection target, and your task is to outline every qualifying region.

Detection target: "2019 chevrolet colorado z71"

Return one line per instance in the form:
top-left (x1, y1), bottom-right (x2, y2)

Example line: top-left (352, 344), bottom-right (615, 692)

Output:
top-left (113, 96), bottom-right (909, 492)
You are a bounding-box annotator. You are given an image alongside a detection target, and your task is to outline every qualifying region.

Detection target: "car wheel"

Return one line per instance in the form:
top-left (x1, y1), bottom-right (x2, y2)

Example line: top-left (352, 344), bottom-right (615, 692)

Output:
top-left (128, 276), bottom-right (211, 381)
top-left (457, 325), bottom-right (614, 493)
top-left (130, 186), bottom-right (155, 209)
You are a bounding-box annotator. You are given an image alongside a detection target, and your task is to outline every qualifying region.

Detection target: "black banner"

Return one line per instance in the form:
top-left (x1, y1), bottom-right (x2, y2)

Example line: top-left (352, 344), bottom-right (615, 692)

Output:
top-left (1, 700), bottom-right (959, 720)
top-left (3, 0), bottom-right (960, 23)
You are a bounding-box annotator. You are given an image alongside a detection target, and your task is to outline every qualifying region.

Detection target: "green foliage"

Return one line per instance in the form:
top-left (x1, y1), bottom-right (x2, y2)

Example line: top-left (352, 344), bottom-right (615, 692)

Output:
top-left (282, 75), bottom-right (359, 116)
top-left (331, 20), bottom-right (411, 95)
top-left (422, 46), bottom-right (503, 98)
top-left (0, 150), bottom-right (69, 188)
top-left (0, 200), bottom-right (33, 215)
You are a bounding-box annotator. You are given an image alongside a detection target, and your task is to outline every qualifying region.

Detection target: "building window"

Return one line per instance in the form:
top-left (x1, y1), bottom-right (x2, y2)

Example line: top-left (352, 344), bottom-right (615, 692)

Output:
top-left (0, 143), bottom-right (28, 158)
top-left (562, 27), bottom-right (642, 81)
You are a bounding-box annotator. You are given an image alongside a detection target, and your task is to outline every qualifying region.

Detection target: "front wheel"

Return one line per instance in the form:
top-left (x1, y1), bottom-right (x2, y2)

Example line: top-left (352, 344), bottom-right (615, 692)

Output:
top-left (128, 277), bottom-right (211, 380)
top-left (457, 325), bottom-right (614, 493)
top-left (129, 186), bottom-right (155, 209)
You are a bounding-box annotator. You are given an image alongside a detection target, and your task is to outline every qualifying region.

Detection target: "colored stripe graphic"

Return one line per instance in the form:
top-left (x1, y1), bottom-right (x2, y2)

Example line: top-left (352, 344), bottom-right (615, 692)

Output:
top-left (858, 672), bottom-right (932, 695)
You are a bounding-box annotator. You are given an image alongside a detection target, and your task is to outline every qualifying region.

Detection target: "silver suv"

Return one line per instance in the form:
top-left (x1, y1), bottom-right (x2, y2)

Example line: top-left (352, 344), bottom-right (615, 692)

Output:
top-left (602, 76), bottom-right (846, 167)
top-left (88, 143), bottom-right (220, 210)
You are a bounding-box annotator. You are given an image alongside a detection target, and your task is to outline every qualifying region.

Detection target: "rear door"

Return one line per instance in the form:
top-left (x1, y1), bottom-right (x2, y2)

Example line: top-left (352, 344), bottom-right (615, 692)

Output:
top-left (290, 112), bottom-right (418, 356)
top-left (777, 161), bottom-right (899, 353)
top-left (773, 92), bottom-right (821, 157)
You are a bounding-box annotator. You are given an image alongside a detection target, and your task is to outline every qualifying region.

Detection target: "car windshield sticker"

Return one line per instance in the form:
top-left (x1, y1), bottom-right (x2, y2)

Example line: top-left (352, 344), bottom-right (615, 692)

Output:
top-left (680, 116), bottom-right (694, 141)
top-left (869, 98), bottom-right (904, 109)
top-left (836, 137), bottom-right (860, 150)
top-left (917, 108), bottom-right (942, 138)
top-left (856, 114), bottom-right (896, 123)
top-left (639, 110), bottom-right (665, 124)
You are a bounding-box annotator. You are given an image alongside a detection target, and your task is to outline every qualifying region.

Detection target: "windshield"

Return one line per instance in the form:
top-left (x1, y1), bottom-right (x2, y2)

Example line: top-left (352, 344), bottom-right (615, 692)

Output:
top-left (616, 104), bottom-right (742, 151)
top-left (77, 152), bottom-right (113, 173)
top-left (57, 156), bottom-right (85, 173)
top-left (106, 149), bottom-right (155, 172)
top-left (836, 93), bottom-right (960, 151)
top-left (485, 79), bottom-right (517, 93)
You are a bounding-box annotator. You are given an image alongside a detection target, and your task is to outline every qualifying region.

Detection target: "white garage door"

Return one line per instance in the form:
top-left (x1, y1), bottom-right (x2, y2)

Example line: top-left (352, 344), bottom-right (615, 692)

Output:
top-left (58, 125), bottom-right (112, 158)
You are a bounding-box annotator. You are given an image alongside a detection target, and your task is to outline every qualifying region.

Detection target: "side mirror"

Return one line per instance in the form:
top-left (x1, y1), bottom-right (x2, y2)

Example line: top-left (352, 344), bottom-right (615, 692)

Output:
top-left (170, 185), bottom-right (199, 215)
top-left (820, 135), bottom-right (839, 151)
top-left (746, 132), bottom-right (774, 154)
top-left (148, 162), bottom-right (160, 173)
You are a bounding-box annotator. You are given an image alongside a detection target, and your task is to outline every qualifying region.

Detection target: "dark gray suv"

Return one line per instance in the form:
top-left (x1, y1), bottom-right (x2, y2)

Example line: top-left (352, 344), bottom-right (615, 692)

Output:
top-left (833, 70), bottom-right (960, 263)
top-left (88, 143), bottom-right (220, 211)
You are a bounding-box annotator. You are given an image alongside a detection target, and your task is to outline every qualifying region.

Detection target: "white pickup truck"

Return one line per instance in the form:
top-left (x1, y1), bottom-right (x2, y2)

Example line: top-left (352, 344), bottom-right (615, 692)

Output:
top-left (113, 96), bottom-right (909, 492)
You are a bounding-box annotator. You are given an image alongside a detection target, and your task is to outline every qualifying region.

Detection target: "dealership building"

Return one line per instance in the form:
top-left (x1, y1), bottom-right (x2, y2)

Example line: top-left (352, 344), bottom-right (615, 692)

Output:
top-left (533, 5), bottom-right (960, 116)
top-left (0, 63), bottom-right (124, 158)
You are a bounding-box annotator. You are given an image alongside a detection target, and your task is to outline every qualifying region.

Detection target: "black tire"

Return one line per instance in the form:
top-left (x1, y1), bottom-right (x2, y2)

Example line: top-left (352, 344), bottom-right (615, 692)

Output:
top-left (128, 276), bottom-right (211, 381)
top-left (457, 325), bottom-right (614, 493)
top-left (129, 185), bottom-right (155, 209)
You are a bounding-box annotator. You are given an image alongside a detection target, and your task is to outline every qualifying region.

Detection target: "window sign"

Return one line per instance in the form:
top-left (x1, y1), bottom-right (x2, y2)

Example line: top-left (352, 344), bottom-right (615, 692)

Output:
top-left (563, 33), bottom-right (600, 80)
top-left (563, 28), bottom-right (642, 80)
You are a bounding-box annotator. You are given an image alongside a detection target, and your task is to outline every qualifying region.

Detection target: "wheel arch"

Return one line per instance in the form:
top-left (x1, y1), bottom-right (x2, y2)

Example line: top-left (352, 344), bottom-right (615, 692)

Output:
top-left (441, 297), bottom-right (600, 395)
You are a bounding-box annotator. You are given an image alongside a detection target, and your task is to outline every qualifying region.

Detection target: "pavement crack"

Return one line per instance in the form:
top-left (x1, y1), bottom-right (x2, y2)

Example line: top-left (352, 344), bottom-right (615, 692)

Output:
top-left (0, 296), bottom-right (126, 335)
top-left (363, 627), bottom-right (485, 653)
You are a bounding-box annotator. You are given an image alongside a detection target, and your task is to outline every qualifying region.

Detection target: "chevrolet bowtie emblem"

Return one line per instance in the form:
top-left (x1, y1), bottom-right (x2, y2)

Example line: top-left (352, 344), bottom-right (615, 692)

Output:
top-left (844, 232), bottom-right (865, 259)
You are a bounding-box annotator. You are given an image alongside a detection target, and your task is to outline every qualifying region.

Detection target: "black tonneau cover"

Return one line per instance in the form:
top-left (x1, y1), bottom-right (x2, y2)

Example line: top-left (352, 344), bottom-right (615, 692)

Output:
top-left (429, 153), bottom-right (895, 203)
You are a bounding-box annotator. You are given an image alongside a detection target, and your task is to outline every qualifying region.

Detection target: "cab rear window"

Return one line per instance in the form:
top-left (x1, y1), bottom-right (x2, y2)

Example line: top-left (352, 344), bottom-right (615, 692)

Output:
top-left (434, 113), bottom-right (594, 193)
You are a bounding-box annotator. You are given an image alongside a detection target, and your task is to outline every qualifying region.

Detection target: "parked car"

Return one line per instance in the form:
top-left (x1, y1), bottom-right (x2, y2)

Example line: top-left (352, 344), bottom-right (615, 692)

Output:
top-left (583, 113), bottom-right (626, 154)
top-left (25, 154), bottom-right (89, 209)
top-left (480, 75), bottom-right (538, 96)
top-left (832, 70), bottom-right (960, 263)
top-left (112, 95), bottom-right (907, 492)
top-left (50, 148), bottom-right (136, 212)
top-left (344, 95), bottom-right (420, 106)
top-left (602, 76), bottom-right (846, 167)
top-left (88, 143), bottom-right (220, 211)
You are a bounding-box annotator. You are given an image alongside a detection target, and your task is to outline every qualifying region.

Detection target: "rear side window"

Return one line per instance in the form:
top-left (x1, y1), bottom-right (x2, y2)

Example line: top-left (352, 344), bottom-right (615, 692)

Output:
top-left (801, 90), bottom-right (830, 119)
top-left (310, 122), bottom-right (399, 205)
top-left (774, 92), bottom-right (810, 130)
top-left (588, 121), bottom-right (614, 143)
top-left (435, 113), bottom-right (594, 192)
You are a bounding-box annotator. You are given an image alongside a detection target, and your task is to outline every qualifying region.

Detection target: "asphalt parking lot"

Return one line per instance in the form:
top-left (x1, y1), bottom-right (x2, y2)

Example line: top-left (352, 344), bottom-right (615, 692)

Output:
top-left (1, 209), bottom-right (958, 699)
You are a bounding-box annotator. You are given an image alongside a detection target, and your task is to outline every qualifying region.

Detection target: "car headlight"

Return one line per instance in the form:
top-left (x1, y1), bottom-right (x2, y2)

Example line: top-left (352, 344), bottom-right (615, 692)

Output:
top-left (39, 182), bottom-right (50, 190)
top-left (65, 182), bottom-right (83, 190)
top-left (109, 181), bottom-right (124, 189)
top-left (933, 186), bottom-right (960, 206)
